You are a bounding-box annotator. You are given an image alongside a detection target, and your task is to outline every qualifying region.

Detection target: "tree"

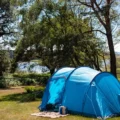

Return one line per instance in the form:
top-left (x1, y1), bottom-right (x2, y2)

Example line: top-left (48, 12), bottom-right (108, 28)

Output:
top-left (0, 0), bottom-right (12, 37)
top-left (0, 46), bottom-right (10, 76)
top-left (11, 0), bottom-right (104, 74)
top-left (75, 0), bottom-right (119, 77)
top-left (0, 0), bottom-right (13, 76)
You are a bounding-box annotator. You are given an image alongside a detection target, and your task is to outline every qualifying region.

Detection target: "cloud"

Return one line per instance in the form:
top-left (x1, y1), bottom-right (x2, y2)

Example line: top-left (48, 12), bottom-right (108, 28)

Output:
top-left (114, 43), bottom-right (120, 52)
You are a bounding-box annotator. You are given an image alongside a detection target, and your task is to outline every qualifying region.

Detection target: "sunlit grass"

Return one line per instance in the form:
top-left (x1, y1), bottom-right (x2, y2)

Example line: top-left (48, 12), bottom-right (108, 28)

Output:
top-left (0, 87), bottom-right (120, 120)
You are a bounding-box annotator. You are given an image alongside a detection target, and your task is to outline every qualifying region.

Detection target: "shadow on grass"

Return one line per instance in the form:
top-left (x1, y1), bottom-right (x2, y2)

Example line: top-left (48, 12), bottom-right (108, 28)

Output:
top-left (0, 91), bottom-right (43, 102)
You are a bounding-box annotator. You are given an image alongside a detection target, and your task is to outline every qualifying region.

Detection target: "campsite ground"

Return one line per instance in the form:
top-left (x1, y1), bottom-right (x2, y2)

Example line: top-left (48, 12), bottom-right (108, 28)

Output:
top-left (0, 86), bottom-right (119, 120)
top-left (0, 56), bottom-right (120, 120)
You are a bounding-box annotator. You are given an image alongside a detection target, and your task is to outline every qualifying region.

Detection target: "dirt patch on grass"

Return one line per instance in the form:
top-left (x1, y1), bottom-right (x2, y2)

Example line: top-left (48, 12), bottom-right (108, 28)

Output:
top-left (0, 86), bottom-right (25, 97)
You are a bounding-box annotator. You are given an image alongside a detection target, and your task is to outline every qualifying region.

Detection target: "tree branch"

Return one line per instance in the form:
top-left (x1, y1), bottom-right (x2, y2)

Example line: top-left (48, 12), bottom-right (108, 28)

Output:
top-left (94, 1), bottom-right (103, 12)
top-left (77, 0), bottom-right (92, 7)
top-left (83, 29), bottom-right (106, 35)
top-left (91, 1), bottom-right (106, 27)
top-left (77, 0), bottom-right (106, 27)
top-left (98, 0), bottom-right (103, 5)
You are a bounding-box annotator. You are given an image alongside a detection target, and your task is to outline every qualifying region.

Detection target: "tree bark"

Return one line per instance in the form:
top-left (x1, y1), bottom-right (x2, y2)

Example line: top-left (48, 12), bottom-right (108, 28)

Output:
top-left (0, 70), bottom-right (3, 77)
top-left (104, 0), bottom-right (116, 77)
top-left (50, 68), bottom-right (55, 75)
top-left (91, 0), bottom-right (117, 77)
top-left (106, 29), bottom-right (116, 77)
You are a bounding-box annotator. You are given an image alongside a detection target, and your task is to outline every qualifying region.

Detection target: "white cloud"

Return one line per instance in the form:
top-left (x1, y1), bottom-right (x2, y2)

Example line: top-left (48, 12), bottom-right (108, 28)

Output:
top-left (114, 43), bottom-right (120, 52)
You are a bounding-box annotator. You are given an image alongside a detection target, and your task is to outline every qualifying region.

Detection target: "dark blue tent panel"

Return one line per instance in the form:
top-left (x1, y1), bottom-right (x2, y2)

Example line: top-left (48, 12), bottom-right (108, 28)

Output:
top-left (39, 67), bottom-right (120, 119)
top-left (90, 72), bottom-right (120, 117)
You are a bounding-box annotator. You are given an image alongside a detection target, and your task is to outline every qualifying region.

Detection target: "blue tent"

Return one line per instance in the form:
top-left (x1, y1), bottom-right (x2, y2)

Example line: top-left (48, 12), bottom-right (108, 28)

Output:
top-left (39, 67), bottom-right (120, 119)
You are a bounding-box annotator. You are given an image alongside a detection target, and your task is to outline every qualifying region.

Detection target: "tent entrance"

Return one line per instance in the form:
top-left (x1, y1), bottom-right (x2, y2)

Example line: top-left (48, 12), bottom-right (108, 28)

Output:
top-left (47, 76), bottom-right (66, 106)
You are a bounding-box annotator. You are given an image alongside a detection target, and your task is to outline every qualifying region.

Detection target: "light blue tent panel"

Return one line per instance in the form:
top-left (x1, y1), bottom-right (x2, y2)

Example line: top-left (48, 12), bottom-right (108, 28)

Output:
top-left (39, 67), bottom-right (75, 110)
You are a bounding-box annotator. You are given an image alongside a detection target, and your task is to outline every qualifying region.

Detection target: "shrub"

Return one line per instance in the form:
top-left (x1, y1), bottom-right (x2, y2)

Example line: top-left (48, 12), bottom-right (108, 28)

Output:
top-left (12, 73), bottom-right (50, 86)
top-left (0, 79), bottom-right (6, 88)
top-left (24, 86), bottom-right (36, 93)
top-left (6, 79), bottom-right (21, 87)
top-left (13, 72), bottom-right (50, 78)
top-left (0, 77), bottom-right (21, 88)
top-left (19, 78), bottom-right (37, 85)
top-left (25, 86), bottom-right (45, 93)
top-left (24, 86), bottom-right (45, 100)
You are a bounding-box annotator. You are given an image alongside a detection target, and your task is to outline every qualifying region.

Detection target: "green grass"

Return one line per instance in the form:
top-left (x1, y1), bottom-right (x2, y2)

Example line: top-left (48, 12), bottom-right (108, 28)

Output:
top-left (0, 87), bottom-right (120, 120)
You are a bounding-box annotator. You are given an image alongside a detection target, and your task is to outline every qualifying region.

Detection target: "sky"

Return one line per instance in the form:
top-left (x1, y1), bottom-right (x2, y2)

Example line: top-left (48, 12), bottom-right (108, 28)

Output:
top-left (114, 43), bottom-right (120, 52)
top-left (0, 37), bottom-right (120, 52)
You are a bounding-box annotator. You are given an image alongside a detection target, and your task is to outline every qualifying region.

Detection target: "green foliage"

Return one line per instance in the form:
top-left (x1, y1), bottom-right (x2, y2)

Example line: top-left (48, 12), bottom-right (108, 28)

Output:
top-left (10, 0), bottom-right (28, 6)
top-left (13, 72), bottom-right (50, 78)
top-left (24, 86), bottom-right (36, 93)
top-left (27, 0), bottom-right (42, 21)
top-left (20, 78), bottom-right (37, 85)
top-left (12, 73), bottom-right (50, 85)
top-left (23, 86), bottom-right (45, 101)
top-left (11, 0), bottom-right (104, 73)
top-left (0, 72), bottom-right (50, 88)
top-left (0, 49), bottom-right (11, 76)
top-left (0, 79), bottom-right (6, 88)
top-left (0, 78), bottom-right (21, 88)
top-left (24, 86), bottom-right (44, 93)
top-left (0, 0), bottom-right (15, 38)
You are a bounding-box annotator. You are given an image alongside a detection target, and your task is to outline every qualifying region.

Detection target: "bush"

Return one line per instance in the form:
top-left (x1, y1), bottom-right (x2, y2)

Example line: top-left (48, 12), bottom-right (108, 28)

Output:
top-left (24, 86), bottom-right (36, 93)
top-left (12, 73), bottom-right (50, 86)
top-left (0, 79), bottom-right (6, 88)
top-left (25, 86), bottom-right (45, 93)
top-left (0, 77), bottom-right (21, 88)
top-left (19, 78), bottom-right (37, 85)
top-left (24, 86), bottom-right (45, 99)
top-left (13, 72), bottom-right (50, 78)
top-left (6, 79), bottom-right (21, 87)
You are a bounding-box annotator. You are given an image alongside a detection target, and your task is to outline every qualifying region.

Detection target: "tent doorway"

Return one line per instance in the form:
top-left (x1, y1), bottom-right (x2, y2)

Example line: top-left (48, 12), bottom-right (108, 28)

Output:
top-left (47, 76), bottom-right (66, 106)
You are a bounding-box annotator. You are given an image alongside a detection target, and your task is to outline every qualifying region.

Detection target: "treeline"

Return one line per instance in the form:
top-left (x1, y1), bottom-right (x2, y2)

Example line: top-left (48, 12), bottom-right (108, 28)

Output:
top-left (0, 0), bottom-right (120, 77)
top-left (11, 0), bottom-right (105, 75)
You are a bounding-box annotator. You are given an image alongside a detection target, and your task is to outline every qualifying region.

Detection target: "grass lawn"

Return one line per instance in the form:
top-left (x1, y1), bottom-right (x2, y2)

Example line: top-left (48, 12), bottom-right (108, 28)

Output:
top-left (0, 87), bottom-right (119, 120)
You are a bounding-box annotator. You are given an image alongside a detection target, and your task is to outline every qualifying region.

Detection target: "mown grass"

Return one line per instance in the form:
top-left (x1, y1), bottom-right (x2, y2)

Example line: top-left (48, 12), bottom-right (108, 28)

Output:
top-left (0, 87), bottom-right (120, 120)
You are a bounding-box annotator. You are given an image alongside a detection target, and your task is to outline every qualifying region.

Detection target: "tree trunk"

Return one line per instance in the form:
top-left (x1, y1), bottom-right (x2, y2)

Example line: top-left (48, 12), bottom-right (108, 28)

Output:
top-left (104, 0), bottom-right (117, 77)
top-left (106, 30), bottom-right (116, 77)
top-left (0, 60), bottom-right (3, 76)
top-left (102, 54), bottom-right (107, 71)
top-left (0, 70), bottom-right (3, 77)
top-left (77, 0), bottom-right (117, 76)
top-left (50, 68), bottom-right (55, 75)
